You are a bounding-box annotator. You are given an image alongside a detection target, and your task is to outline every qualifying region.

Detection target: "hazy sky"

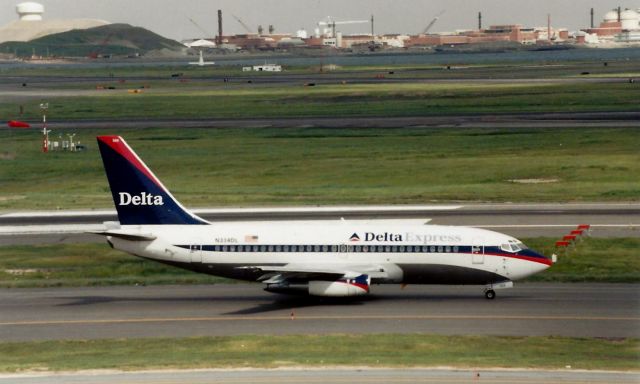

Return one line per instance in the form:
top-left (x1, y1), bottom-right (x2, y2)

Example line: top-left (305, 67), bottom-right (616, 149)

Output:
top-left (1, 0), bottom-right (637, 41)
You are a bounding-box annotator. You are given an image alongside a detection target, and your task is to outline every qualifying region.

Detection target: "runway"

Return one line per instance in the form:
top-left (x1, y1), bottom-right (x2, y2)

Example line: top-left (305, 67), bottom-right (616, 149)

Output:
top-left (2, 112), bottom-right (640, 130)
top-left (1, 203), bottom-right (637, 245)
top-left (1, 368), bottom-right (638, 384)
top-left (0, 283), bottom-right (637, 342)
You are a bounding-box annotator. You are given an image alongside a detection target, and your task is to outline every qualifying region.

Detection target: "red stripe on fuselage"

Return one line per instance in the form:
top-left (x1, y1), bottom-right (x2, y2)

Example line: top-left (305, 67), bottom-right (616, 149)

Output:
top-left (481, 252), bottom-right (553, 266)
top-left (97, 136), bottom-right (162, 189)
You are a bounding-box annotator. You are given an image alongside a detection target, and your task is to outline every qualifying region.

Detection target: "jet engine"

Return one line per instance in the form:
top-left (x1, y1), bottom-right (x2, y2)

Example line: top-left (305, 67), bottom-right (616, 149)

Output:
top-left (308, 275), bottom-right (370, 297)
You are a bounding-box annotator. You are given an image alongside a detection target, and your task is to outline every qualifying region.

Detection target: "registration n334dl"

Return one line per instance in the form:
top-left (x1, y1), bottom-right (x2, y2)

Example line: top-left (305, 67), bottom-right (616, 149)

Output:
top-left (94, 136), bottom-right (552, 299)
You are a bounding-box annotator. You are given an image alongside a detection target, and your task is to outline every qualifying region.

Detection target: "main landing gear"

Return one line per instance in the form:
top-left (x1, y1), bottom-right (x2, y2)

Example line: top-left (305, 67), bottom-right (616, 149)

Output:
top-left (484, 289), bottom-right (496, 300)
top-left (483, 281), bottom-right (513, 300)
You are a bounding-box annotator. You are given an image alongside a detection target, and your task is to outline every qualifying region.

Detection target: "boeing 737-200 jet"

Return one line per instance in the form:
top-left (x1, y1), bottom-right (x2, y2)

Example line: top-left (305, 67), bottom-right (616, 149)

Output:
top-left (94, 136), bottom-right (552, 299)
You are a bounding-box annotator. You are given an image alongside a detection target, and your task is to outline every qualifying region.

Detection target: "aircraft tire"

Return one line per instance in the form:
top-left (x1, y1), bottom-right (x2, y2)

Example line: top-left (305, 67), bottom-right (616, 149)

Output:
top-left (484, 289), bottom-right (496, 300)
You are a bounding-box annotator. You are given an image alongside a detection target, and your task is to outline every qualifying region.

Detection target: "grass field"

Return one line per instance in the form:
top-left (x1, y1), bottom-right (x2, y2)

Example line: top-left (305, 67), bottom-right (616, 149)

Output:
top-left (1, 58), bottom-right (639, 122)
top-left (0, 238), bottom-right (637, 287)
top-left (2, 81), bottom-right (639, 121)
top-left (0, 334), bottom-right (637, 372)
top-left (0, 127), bottom-right (638, 211)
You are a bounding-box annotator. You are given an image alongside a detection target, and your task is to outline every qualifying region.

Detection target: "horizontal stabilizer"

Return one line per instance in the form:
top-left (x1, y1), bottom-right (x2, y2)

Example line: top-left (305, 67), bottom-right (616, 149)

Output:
top-left (89, 230), bottom-right (156, 241)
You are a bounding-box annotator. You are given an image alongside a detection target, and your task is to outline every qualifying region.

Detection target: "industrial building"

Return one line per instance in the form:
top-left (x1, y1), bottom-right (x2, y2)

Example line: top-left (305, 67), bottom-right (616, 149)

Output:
top-left (0, 2), bottom-right (109, 44)
top-left (580, 8), bottom-right (640, 44)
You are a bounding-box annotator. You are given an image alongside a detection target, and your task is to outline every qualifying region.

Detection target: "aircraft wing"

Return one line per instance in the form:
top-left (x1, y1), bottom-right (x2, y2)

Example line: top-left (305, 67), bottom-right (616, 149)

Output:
top-left (240, 264), bottom-right (387, 283)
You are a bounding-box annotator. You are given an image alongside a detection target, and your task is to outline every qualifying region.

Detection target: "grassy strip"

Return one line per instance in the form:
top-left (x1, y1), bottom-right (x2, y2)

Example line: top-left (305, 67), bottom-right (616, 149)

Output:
top-left (0, 334), bottom-right (637, 372)
top-left (525, 237), bottom-right (640, 283)
top-left (0, 238), bottom-right (637, 288)
top-left (1, 127), bottom-right (639, 210)
top-left (2, 81), bottom-right (639, 120)
top-left (0, 243), bottom-right (229, 288)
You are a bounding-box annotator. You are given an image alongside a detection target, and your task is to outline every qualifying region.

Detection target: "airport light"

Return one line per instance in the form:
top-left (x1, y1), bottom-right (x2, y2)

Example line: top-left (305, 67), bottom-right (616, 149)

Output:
top-left (39, 102), bottom-right (49, 153)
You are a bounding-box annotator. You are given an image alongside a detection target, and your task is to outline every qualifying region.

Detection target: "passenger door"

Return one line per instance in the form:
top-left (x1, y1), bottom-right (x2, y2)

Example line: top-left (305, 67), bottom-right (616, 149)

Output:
top-left (189, 244), bottom-right (202, 263)
top-left (471, 240), bottom-right (484, 264)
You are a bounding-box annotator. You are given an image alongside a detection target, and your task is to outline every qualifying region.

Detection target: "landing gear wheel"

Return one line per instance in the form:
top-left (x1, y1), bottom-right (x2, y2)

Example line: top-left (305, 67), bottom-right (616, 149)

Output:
top-left (484, 289), bottom-right (496, 300)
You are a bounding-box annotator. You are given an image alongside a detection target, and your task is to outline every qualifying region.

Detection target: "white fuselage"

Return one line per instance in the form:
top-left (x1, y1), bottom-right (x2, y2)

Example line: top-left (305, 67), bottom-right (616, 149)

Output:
top-left (108, 222), bottom-right (550, 286)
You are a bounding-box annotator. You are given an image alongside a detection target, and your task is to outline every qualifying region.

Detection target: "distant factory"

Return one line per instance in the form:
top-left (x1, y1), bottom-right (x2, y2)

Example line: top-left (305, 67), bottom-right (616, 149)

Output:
top-left (579, 7), bottom-right (640, 44)
top-left (0, 2), bottom-right (109, 44)
top-left (184, 7), bottom-right (640, 53)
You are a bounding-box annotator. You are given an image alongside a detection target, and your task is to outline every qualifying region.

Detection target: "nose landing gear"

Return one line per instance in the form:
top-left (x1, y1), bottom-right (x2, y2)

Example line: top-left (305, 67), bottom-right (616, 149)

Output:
top-left (483, 281), bottom-right (513, 300)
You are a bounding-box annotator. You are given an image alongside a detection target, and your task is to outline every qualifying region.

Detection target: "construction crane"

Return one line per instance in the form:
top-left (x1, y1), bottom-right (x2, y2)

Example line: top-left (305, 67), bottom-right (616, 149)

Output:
top-left (422, 10), bottom-right (445, 34)
top-left (187, 16), bottom-right (214, 39)
top-left (317, 17), bottom-right (369, 38)
top-left (232, 14), bottom-right (253, 34)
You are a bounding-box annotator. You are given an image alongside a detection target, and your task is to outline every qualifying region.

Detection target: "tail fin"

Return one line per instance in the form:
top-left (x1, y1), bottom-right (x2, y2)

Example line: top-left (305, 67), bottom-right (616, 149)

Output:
top-left (97, 136), bottom-right (208, 225)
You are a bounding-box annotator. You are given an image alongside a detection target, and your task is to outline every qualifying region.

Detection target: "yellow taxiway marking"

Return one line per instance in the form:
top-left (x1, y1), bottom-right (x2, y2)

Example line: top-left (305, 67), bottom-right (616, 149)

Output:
top-left (1, 314), bottom-right (638, 327)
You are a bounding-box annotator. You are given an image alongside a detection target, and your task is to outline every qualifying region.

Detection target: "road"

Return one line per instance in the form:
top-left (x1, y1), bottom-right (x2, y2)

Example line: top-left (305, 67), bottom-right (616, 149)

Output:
top-left (1, 203), bottom-right (638, 245)
top-left (0, 283), bottom-right (637, 342)
top-left (2, 112), bottom-right (640, 130)
top-left (1, 368), bottom-right (638, 384)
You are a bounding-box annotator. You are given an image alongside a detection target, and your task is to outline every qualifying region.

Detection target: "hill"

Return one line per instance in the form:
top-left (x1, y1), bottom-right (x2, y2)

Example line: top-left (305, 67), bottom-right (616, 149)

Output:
top-left (0, 23), bottom-right (185, 58)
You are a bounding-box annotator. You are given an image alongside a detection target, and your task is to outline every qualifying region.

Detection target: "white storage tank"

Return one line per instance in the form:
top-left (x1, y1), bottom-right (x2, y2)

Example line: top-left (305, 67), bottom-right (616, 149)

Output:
top-left (16, 2), bottom-right (44, 21)
top-left (620, 9), bottom-right (640, 30)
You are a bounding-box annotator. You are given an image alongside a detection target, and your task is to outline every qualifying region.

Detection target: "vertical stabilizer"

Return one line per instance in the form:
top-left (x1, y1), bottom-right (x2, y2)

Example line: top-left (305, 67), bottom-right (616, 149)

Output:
top-left (97, 136), bottom-right (208, 225)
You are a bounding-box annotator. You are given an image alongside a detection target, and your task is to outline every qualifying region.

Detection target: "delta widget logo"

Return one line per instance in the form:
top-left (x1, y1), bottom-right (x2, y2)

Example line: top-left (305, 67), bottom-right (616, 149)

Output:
top-left (349, 233), bottom-right (360, 242)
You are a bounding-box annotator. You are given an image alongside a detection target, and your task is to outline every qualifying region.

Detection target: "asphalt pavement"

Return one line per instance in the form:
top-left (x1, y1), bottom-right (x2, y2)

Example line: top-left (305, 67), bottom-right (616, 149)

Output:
top-left (1, 203), bottom-right (637, 245)
top-left (1, 368), bottom-right (637, 384)
top-left (0, 283), bottom-right (637, 342)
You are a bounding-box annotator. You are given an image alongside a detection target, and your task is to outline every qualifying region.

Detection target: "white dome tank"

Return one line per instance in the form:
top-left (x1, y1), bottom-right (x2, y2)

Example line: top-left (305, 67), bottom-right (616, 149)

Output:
top-left (604, 10), bottom-right (618, 22)
top-left (16, 2), bottom-right (44, 21)
top-left (620, 9), bottom-right (639, 30)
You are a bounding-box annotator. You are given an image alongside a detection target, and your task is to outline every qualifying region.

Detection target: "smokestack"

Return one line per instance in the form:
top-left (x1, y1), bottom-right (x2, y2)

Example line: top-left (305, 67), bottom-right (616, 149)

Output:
top-left (547, 13), bottom-right (551, 41)
top-left (618, 6), bottom-right (621, 22)
top-left (217, 10), bottom-right (223, 45)
top-left (371, 14), bottom-right (374, 37)
top-left (478, 11), bottom-right (482, 30)
top-left (590, 8), bottom-right (594, 28)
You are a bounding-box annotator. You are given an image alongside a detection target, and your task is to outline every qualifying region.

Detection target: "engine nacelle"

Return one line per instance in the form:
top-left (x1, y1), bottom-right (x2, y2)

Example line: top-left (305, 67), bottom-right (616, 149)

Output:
top-left (308, 275), bottom-right (370, 297)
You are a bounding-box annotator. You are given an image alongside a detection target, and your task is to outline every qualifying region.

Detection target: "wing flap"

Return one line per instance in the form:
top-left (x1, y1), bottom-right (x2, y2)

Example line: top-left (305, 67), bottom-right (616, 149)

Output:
top-left (239, 264), bottom-right (388, 282)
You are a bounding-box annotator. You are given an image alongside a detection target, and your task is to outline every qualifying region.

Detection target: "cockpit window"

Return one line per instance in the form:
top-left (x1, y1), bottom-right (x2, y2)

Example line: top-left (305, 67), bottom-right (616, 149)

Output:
top-left (500, 240), bottom-right (525, 253)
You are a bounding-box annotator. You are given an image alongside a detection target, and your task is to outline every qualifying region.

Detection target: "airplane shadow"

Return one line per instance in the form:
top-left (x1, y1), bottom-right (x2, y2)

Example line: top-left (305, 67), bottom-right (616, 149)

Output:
top-left (225, 295), bottom-right (369, 315)
top-left (55, 290), bottom-right (525, 315)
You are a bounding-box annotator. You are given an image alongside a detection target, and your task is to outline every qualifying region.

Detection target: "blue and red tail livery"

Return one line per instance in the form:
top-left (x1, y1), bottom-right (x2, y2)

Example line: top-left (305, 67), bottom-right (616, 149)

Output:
top-left (97, 136), bottom-right (208, 225)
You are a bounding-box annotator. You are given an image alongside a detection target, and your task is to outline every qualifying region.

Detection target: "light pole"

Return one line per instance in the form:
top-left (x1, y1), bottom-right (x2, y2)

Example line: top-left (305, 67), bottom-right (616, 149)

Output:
top-left (40, 102), bottom-right (49, 153)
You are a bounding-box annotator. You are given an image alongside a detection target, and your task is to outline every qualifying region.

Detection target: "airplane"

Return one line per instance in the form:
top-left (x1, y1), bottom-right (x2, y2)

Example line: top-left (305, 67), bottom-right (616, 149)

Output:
top-left (189, 50), bottom-right (215, 66)
top-left (94, 135), bottom-right (553, 300)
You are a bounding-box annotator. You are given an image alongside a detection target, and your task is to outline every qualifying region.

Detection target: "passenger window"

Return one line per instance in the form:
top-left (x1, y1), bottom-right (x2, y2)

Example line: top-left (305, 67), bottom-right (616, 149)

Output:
top-left (429, 246), bottom-right (435, 253)
top-left (453, 246), bottom-right (459, 253)
top-left (268, 245), bottom-right (274, 252)
top-left (332, 245), bottom-right (338, 252)
top-left (445, 246), bottom-right (451, 253)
